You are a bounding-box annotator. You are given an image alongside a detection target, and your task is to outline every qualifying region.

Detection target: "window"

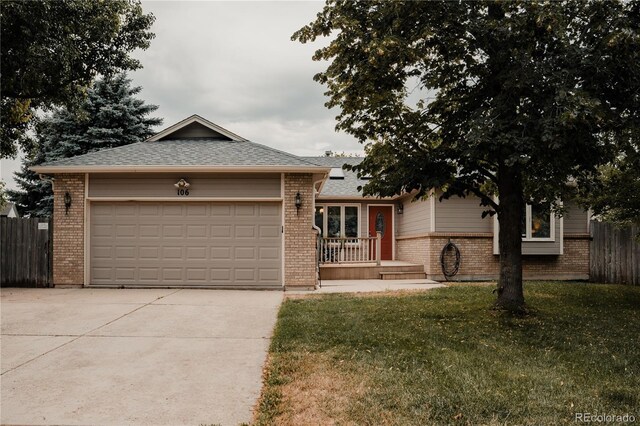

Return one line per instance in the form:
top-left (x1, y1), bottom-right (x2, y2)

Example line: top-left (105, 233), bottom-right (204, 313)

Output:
top-left (315, 204), bottom-right (360, 238)
top-left (521, 204), bottom-right (554, 240)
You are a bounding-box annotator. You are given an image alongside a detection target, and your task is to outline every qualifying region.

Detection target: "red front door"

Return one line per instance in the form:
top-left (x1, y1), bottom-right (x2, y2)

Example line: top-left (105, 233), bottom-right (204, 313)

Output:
top-left (368, 206), bottom-right (393, 261)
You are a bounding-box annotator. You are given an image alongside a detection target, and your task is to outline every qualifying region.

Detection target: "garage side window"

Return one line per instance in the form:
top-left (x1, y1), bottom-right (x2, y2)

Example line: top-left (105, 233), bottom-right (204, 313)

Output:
top-left (315, 205), bottom-right (360, 238)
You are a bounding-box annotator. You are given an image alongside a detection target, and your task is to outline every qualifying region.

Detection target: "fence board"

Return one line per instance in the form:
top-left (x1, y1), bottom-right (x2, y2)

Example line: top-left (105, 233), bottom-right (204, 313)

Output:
top-left (590, 221), bottom-right (639, 285)
top-left (0, 217), bottom-right (52, 287)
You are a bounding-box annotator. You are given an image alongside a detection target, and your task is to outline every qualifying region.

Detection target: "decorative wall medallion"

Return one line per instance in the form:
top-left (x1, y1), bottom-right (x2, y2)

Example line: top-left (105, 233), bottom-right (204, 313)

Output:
top-left (174, 179), bottom-right (190, 196)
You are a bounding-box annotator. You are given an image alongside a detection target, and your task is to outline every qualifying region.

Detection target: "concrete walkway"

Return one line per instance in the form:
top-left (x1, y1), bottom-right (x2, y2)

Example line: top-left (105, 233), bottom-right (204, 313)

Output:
top-left (289, 279), bottom-right (445, 294)
top-left (0, 288), bottom-right (282, 426)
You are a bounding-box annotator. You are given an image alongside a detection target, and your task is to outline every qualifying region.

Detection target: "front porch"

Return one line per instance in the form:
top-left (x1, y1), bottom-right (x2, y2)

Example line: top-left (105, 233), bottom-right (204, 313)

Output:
top-left (319, 260), bottom-right (427, 280)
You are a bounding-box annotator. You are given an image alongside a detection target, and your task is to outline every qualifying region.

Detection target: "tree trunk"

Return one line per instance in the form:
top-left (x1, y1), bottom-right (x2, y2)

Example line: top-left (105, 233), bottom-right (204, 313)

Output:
top-left (495, 167), bottom-right (525, 311)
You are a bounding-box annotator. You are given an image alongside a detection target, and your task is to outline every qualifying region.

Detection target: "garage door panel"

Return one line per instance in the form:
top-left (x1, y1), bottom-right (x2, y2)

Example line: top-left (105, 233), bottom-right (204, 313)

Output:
top-left (211, 225), bottom-right (232, 238)
top-left (162, 205), bottom-right (183, 216)
top-left (235, 225), bottom-right (256, 238)
top-left (235, 205), bottom-right (256, 216)
top-left (162, 268), bottom-right (183, 281)
top-left (210, 268), bottom-right (231, 281)
top-left (115, 246), bottom-right (137, 260)
top-left (186, 204), bottom-right (207, 216)
top-left (90, 202), bottom-right (282, 287)
top-left (186, 268), bottom-right (207, 282)
top-left (139, 268), bottom-right (159, 281)
top-left (162, 225), bottom-right (184, 238)
top-left (139, 246), bottom-right (159, 259)
top-left (234, 269), bottom-right (256, 282)
top-left (186, 246), bottom-right (207, 259)
top-left (211, 205), bottom-right (231, 216)
top-left (162, 247), bottom-right (184, 260)
top-left (187, 224), bottom-right (208, 238)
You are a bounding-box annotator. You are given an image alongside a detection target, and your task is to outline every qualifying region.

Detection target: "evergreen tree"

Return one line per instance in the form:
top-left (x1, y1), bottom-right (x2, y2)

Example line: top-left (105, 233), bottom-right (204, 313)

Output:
top-left (9, 74), bottom-right (162, 217)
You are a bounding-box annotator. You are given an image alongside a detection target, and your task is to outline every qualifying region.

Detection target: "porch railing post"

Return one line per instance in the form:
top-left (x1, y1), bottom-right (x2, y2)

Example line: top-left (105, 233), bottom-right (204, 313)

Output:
top-left (376, 231), bottom-right (382, 266)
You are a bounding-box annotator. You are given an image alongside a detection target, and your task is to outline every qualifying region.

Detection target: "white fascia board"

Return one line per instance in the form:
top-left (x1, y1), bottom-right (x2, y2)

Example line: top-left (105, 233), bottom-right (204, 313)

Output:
top-left (30, 165), bottom-right (332, 174)
top-left (145, 114), bottom-right (248, 142)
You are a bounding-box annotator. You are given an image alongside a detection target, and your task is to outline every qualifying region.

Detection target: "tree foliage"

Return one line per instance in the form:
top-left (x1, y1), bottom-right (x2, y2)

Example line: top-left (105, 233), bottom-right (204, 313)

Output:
top-left (8, 74), bottom-right (162, 217)
top-left (294, 0), bottom-right (640, 309)
top-left (0, 0), bottom-right (155, 158)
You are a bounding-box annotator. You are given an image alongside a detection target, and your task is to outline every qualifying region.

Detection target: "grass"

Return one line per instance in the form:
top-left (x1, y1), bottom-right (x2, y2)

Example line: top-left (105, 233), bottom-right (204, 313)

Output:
top-left (254, 282), bottom-right (640, 425)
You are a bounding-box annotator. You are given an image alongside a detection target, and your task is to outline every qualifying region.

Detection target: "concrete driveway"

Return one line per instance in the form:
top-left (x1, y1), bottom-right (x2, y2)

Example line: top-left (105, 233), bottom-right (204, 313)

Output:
top-left (1, 288), bottom-right (282, 425)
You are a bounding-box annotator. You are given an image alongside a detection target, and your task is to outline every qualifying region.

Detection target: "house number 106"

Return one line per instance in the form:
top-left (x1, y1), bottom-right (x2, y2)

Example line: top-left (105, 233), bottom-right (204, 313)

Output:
top-left (177, 189), bottom-right (189, 196)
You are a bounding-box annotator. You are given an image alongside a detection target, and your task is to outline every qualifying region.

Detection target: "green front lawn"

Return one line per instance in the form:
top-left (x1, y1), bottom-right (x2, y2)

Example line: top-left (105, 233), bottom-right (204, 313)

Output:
top-left (255, 282), bottom-right (640, 425)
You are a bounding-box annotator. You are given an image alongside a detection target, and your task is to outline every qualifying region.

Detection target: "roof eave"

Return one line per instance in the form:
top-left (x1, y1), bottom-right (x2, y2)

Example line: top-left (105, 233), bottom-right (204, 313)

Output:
top-left (30, 165), bottom-right (332, 174)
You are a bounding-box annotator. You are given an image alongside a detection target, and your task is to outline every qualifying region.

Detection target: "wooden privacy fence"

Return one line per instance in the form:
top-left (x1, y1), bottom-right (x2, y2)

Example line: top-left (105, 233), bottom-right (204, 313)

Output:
top-left (590, 221), bottom-right (639, 285)
top-left (0, 217), bottom-right (52, 287)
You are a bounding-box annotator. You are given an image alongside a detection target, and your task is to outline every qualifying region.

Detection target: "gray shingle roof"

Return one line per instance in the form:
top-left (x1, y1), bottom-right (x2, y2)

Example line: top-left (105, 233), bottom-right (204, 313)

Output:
top-left (302, 156), bottom-right (368, 198)
top-left (39, 139), bottom-right (324, 168)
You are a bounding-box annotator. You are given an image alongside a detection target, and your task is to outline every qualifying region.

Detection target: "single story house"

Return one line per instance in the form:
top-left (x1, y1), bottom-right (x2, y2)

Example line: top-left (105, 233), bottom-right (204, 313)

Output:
top-left (32, 115), bottom-right (590, 289)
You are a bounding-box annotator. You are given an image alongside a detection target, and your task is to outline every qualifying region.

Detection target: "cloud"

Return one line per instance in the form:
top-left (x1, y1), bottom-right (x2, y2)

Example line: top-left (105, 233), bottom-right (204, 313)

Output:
top-left (129, 1), bottom-right (358, 155)
top-left (3, 1), bottom-right (366, 190)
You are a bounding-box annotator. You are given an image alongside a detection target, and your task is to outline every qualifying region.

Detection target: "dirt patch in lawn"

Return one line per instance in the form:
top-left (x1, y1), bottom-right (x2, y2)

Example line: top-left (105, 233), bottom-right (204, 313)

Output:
top-left (254, 351), bottom-right (371, 425)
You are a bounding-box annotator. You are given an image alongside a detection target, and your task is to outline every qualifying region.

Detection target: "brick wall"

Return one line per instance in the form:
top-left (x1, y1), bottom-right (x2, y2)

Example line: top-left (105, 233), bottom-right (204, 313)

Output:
top-left (396, 234), bottom-right (590, 281)
top-left (284, 173), bottom-right (317, 289)
top-left (52, 174), bottom-right (85, 286)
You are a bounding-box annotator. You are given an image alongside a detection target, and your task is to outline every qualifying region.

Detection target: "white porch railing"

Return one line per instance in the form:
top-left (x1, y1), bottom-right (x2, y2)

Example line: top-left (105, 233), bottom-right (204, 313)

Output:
top-left (317, 232), bottom-right (382, 265)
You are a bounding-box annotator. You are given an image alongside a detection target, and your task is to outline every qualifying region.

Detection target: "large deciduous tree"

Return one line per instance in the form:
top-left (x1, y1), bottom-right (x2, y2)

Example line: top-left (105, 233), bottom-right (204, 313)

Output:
top-left (0, 0), bottom-right (155, 158)
top-left (293, 1), bottom-right (640, 311)
top-left (9, 74), bottom-right (162, 217)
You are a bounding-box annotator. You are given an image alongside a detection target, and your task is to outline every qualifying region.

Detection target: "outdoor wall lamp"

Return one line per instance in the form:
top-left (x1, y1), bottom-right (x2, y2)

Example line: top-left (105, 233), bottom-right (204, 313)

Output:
top-left (397, 203), bottom-right (404, 215)
top-left (295, 192), bottom-right (302, 215)
top-left (64, 191), bottom-right (72, 215)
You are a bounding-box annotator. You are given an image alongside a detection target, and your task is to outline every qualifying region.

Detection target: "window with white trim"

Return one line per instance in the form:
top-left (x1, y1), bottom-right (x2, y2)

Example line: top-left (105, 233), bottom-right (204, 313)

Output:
top-left (315, 205), bottom-right (360, 238)
top-left (521, 204), bottom-right (554, 240)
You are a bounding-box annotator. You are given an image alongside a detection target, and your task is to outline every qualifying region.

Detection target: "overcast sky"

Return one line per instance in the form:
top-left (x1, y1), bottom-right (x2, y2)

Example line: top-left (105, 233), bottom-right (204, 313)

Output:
top-left (1, 1), bottom-right (363, 190)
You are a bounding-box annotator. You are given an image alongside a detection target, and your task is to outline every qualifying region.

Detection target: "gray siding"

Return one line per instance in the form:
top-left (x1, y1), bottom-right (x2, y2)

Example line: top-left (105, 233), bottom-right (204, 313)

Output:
top-left (436, 195), bottom-right (493, 233)
top-left (89, 173), bottom-right (281, 198)
top-left (159, 122), bottom-right (229, 140)
top-left (563, 202), bottom-right (589, 234)
top-left (397, 197), bottom-right (431, 236)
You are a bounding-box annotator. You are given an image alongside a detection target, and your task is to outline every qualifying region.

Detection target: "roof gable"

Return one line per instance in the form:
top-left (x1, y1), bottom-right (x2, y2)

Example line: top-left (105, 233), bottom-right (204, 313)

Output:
top-left (147, 114), bottom-right (247, 142)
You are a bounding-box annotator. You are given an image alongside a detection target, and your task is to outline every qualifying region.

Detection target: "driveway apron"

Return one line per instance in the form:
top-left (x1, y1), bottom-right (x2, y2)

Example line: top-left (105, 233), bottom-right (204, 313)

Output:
top-left (1, 288), bottom-right (282, 425)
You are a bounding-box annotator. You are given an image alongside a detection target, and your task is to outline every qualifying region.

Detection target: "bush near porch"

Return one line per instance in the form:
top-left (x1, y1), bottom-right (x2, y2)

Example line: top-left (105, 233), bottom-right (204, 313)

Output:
top-left (255, 282), bottom-right (640, 425)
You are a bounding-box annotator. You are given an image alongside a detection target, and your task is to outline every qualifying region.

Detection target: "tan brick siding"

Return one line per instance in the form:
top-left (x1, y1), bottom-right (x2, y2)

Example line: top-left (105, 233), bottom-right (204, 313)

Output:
top-left (53, 174), bottom-right (85, 286)
top-left (397, 234), bottom-right (590, 281)
top-left (284, 173), bottom-right (317, 289)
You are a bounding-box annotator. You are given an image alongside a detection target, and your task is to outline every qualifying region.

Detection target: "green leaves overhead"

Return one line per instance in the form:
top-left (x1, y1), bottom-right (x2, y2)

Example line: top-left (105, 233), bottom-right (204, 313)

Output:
top-left (293, 1), bottom-right (640, 210)
top-left (1, 0), bottom-right (156, 158)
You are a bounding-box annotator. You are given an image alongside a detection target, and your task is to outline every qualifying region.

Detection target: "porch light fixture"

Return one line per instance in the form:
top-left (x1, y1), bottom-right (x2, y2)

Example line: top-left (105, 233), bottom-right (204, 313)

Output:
top-left (64, 191), bottom-right (72, 215)
top-left (397, 203), bottom-right (404, 215)
top-left (295, 192), bottom-right (302, 214)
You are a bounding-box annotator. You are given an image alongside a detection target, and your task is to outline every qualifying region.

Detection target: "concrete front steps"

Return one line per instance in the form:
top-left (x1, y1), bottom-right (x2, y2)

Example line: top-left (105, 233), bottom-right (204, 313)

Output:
top-left (319, 261), bottom-right (426, 280)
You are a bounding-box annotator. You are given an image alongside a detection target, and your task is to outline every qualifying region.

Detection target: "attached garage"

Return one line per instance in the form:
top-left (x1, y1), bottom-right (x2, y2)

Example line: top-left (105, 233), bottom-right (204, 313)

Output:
top-left (90, 202), bottom-right (282, 288)
top-left (32, 115), bottom-right (326, 289)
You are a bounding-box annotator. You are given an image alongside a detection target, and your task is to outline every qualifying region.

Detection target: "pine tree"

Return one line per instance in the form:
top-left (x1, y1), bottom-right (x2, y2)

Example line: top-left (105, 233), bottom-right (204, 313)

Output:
top-left (9, 74), bottom-right (162, 217)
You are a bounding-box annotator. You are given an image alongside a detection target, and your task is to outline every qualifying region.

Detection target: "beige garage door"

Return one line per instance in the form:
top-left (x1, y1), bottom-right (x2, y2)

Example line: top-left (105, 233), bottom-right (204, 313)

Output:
top-left (90, 202), bottom-right (282, 288)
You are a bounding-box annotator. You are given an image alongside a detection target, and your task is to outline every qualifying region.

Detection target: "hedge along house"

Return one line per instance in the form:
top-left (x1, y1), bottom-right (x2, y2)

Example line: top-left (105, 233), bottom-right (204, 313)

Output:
top-left (32, 115), bottom-right (329, 290)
